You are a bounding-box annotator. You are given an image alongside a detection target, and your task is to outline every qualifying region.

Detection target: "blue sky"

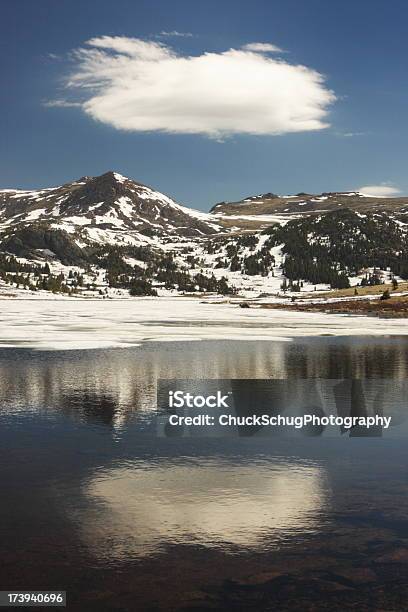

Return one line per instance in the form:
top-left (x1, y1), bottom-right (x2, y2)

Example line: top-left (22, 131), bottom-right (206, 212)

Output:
top-left (2, 0), bottom-right (408, 210)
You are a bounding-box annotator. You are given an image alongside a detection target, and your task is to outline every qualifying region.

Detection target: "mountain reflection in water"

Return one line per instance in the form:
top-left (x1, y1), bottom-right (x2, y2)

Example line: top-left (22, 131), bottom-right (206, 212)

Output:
top-left (1, 337), bottom-right (408, 425)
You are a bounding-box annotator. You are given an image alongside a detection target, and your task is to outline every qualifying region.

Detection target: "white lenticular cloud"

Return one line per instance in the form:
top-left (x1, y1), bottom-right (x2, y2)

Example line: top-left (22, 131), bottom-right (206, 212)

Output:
top-left (358, 184), bottom-right (402, 197)
top-left (58, 35), bottom-right (336, 138)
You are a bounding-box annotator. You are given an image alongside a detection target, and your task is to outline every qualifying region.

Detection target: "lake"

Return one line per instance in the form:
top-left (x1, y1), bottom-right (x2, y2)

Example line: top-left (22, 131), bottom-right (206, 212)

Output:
top-left (0, 337), bottom-right (407, 611)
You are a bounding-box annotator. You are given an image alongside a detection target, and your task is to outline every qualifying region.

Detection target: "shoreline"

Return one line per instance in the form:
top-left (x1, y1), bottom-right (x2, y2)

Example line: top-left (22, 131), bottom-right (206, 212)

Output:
top-left (254, 296), bottom-right (408, 318)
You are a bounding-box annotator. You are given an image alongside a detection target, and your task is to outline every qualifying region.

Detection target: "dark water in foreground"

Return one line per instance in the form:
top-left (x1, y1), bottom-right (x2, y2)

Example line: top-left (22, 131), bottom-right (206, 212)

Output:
top-left (0, 338), bottom-right (408, 611)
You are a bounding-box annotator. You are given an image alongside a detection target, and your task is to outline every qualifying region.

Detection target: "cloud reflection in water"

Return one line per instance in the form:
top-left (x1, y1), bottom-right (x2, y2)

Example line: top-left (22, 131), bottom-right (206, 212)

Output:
top-left (79, 458), bottom-right (330, 559)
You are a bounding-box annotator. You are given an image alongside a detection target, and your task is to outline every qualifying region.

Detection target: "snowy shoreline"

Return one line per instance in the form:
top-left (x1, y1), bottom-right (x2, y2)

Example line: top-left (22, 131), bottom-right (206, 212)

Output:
top-left (0, 297), bottom-right (407, 350)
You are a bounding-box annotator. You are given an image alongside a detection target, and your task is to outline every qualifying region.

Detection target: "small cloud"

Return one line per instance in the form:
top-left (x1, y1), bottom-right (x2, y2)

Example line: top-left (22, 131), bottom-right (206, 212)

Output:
top-left (242, 42), bottom-right (284, 53)
top-left (157, 31), bottom-right (193, 38)
top-left (43, 99), bottom-right (82, 108)
top-left (335, 131), bottom-right (366, 138)
top-left (41, 52), bottom-right (64, 64)
top-left (358, 184), bottom-right (401, 197)
top-left (51, 35), bottom-right (336, 138)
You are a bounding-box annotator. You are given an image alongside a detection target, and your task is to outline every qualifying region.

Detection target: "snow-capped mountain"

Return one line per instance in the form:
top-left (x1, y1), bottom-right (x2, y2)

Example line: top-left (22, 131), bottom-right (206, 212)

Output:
top-left (0, 171), bottom-right (221, 245)
top-left (1, 172), bottom-right (408, 300)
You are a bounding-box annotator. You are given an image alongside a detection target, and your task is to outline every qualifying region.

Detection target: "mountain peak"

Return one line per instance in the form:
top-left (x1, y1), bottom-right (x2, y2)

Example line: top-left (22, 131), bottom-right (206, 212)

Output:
top-left (88, 171), bottom-right (149, 193)
top-left (98, 171), bottom-right (130, 184)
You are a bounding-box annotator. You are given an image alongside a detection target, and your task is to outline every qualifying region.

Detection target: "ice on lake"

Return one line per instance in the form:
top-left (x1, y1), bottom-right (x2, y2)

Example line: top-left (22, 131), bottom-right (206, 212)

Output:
top-left (0, 297), bottom-right (407, 350)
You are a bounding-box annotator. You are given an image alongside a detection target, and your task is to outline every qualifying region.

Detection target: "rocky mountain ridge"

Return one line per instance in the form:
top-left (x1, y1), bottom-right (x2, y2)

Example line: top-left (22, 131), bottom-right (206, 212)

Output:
top-left (211, 189), bottom-right (408, 222)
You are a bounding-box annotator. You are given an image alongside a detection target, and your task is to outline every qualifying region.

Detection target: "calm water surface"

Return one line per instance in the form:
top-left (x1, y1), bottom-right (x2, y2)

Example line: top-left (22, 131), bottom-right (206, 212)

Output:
top-left (0, 338), bottom-right (407, 611)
